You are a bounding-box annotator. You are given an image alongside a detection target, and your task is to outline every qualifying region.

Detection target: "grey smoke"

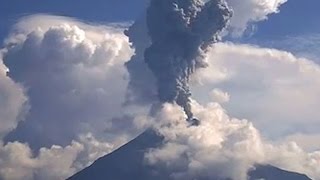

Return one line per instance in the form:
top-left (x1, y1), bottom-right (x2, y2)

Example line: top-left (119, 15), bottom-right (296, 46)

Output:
top-left (143, 0), bottom-right (232, 122)
top-left (124, 13), bottom-right (157, 106)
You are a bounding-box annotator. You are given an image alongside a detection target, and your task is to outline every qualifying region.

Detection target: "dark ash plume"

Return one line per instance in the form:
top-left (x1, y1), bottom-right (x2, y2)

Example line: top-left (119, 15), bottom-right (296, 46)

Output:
top-left (124, 14), bottom-right (157, 106)
top-left (144, 0), bottom-right (232, 123)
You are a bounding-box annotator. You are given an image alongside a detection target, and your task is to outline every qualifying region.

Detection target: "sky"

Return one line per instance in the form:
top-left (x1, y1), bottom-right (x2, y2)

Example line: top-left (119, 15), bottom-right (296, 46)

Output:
top-left (0, 0), bottom-right (320, 180)
top-left (1, 0), bottom-right (320, 41)
top-left (0, 0), bottom-right (146, 42)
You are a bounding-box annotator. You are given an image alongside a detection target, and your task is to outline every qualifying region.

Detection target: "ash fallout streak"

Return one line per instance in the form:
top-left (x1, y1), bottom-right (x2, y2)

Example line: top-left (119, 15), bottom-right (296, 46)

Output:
top-left (142, 0), bottom-right (232, 123)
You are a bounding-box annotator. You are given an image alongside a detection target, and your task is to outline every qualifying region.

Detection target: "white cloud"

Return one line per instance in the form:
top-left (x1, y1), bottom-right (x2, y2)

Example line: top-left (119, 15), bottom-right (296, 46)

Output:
top-left (210, 88), bottom-right (230, 103)
top-left (0, 52), bottom-right (27, 139)
top-left (0, 15), bottom-right (142, 180)
top-left (2, 15), bottom-right (138, 149)
top-left (225, 0), bottom-right (287, 35)
top-left (264, 142), bottom-right (320, 179)
top-left (0, 140), bottom-right (82, 180)
top-left (281, 133), bottom-right (320, 152)
top-left (192, 42), bottom-right (320, 138)
top-left (146, 103), bottom-right (264, 180)
top-left (5, 14), bottom-right (129, 45)
top-left (146, 103), bottom-right (320, 180)
top-left (73, 133), bottom-right (116, 170)
top-left (0, 132), bottom-right (117, 180)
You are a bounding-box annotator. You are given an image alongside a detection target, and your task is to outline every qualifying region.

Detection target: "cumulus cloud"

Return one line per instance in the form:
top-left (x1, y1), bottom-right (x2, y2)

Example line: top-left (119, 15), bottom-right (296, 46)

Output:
top-left (281, 133), bottom-right (320, 152)
top-left (73, 133), bottom-right (116, 170)
top-left (225, 0), bottom-right (287, 35)
top-left (2, 15), bottom-right (138, 149)
top-left (0, 15), bottom-right (142, 180)
top-left (0, 132), bottom-right (116, 180)
top-left (0, 53), bottom-right (27, 139)
top-left (0, 140), bottom-right (82, 180)
top-left (210, 88), bottom-right (230, 103)
top-left (145, 103), bottom-right (320, 180)
top-left (192, 42), bottom-right (320, 140)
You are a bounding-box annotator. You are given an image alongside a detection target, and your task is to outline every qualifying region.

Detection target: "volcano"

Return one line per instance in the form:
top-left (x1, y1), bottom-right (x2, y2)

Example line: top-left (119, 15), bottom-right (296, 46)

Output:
top-left (68, 130), bottom-right (312, 180)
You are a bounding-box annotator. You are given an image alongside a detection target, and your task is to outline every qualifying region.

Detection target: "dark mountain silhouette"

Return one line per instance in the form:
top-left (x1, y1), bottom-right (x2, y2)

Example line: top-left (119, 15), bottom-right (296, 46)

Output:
top-left (248, 164), bottom-right (312, 180)
top-left (68, 130), bottom-right (312, 180)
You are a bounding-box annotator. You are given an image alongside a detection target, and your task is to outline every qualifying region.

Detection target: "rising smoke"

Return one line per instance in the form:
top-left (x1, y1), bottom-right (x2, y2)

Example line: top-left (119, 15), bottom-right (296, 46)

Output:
top-left (142, 0), bottom-right (232, 123)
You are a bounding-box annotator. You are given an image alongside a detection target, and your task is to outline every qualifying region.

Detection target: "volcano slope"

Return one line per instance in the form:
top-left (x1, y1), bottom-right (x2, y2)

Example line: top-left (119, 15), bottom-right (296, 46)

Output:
top-left (68, 130), bottom-right (311, 180)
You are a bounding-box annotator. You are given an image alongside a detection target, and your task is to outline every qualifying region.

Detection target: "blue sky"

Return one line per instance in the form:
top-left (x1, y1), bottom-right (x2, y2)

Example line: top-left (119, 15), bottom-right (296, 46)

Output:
top-left (0, 0), bottom-right (146, 42)
top-left (1, 0), bottom-right (320, 43)
top-left (254, 0), bottom-right (320, 37)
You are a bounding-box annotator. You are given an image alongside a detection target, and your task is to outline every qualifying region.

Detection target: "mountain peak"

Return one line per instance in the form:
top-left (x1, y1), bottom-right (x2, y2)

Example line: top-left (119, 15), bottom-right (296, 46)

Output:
top-left (68, 130), bottom-right (312, 180)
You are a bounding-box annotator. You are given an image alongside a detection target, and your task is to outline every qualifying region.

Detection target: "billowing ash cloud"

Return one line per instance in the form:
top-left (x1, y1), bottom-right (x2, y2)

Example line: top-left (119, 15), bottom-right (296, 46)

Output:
top-left (143, 0), bottom-right (232, 121)
top-left (124, 12), bottom-right (157, 105)
top-left (124, 0), bottom-right (287, 108)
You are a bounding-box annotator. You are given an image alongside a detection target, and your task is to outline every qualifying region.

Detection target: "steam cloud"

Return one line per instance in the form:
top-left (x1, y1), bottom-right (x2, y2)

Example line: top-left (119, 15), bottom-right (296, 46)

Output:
top-left (144, 103), bottom-right (320, 180)
top-left (143, 0), bottom-right (232, 122)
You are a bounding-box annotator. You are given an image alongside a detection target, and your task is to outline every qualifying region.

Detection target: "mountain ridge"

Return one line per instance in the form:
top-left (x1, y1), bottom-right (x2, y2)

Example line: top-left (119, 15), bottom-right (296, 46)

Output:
top-left (68, 130), bottom-right (312, 180)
